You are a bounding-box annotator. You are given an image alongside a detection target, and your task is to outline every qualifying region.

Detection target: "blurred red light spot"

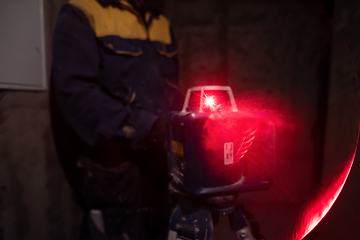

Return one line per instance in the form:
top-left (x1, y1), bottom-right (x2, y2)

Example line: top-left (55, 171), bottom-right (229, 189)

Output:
top-left (204, 96), bottom-right (216, 109)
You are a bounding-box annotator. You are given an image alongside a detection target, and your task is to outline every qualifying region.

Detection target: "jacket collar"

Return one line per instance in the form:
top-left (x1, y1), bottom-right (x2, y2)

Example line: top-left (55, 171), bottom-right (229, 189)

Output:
top-left (96, 0), bottom-right (159, 24)
top-left (96, 0), bottom-right (138, 10)
top-left (96, 0), bottom-right (120, 5)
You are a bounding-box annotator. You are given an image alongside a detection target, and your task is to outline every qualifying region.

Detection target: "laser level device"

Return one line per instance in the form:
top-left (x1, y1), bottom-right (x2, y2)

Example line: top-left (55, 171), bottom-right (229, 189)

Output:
top-left (167, 86), bottom-right (275, 240)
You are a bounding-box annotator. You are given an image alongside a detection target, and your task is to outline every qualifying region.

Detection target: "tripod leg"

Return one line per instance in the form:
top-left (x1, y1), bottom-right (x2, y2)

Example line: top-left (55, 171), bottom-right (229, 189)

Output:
top-left (229, 207), bottom-right (256, 240)
top-left (168, 198), bottom-right (213, 240)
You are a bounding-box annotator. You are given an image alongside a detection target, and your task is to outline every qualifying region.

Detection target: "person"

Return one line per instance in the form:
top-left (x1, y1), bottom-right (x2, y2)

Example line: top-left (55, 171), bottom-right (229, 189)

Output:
top-left (49, 0), bottom-right (182, 239)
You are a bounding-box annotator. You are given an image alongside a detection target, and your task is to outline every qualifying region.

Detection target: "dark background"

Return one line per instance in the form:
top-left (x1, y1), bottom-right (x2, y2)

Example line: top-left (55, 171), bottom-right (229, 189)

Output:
top-left (0, 0), bottom-right (359, 239)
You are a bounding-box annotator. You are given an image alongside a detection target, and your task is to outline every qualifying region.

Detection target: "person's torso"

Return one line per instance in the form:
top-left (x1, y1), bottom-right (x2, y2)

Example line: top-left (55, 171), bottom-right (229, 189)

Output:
top-left (70, 0), bottom-right (180, 115)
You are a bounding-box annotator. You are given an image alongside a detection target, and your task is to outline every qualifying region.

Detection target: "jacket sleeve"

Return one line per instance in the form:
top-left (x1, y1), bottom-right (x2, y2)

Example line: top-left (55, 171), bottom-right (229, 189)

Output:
top-left (52, 4), bottom-right (157, 147)
top-left (165, 25), bottom-right (184, 111)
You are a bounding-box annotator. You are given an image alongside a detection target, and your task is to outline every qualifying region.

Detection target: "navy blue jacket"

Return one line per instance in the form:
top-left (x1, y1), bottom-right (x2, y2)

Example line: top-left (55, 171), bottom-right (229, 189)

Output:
top-left (52, 0), bottom-right (181, 147)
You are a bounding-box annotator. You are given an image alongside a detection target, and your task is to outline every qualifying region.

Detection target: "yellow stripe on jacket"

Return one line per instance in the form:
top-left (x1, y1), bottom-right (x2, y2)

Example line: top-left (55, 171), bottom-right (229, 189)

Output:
top-left (68, 0), bottom-right (172, 44)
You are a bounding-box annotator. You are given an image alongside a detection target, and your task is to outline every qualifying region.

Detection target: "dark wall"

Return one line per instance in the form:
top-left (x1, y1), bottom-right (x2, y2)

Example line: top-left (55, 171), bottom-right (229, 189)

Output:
top-left (0, 0), bottom-right (82, 239)
top-left (307, 0), bottom-right (360, 239)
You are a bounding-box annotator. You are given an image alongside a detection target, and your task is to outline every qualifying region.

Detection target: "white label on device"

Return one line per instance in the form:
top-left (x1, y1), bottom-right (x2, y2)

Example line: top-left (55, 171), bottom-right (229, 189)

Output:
top-left (224, 142), bottom-right (234, 165)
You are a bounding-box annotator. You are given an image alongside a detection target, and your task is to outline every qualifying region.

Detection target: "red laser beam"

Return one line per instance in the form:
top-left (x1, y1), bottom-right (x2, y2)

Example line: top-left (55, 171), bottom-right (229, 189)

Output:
top-left (292, 155), bottom-right (355, 239)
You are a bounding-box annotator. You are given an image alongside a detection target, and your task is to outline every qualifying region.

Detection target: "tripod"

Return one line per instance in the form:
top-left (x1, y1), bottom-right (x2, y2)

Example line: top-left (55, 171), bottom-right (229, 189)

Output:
top-left (167, 187), bottom-right (259, 240)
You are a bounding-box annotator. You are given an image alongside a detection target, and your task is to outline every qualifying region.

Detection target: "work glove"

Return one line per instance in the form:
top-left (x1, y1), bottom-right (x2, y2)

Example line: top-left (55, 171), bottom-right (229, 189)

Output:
top-left (147, 117), bottom-right (168, 153)
top-left (94, 136), bottom-right (132, 168)
top-left (146, 117), bottom-right (170, 191)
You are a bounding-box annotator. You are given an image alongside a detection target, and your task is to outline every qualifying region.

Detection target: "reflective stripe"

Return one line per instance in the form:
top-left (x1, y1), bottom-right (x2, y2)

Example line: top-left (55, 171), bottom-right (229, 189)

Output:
top-left (156, 49), bottom-right (178, 58)
top-left (105, 43), bottom-right (143, 56)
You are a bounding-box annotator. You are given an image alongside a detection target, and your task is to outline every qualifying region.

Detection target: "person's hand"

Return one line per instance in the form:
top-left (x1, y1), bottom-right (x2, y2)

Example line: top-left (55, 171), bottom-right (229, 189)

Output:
top-left (148, 117), bottom-right (168, 153)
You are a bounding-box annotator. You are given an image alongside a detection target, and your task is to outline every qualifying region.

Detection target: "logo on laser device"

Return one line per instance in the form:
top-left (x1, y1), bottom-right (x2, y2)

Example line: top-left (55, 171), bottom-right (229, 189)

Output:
top-left (224, 142), bottom-right (234, 165)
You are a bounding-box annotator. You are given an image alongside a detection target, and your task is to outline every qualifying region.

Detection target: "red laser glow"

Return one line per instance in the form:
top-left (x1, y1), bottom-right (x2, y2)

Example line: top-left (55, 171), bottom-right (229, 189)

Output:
top-left (291, 156), bottom-right (355, 239)
top-left (204, 95), bottom-right (217, 110)
top-left (184, 86), bottom-right (358, 239)
top-left (233, 92), bottom-right (358, 239)
top-left (233, 128), bottom-right (257, 163)
top-left (200, 109), bottom-right (276, 185)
